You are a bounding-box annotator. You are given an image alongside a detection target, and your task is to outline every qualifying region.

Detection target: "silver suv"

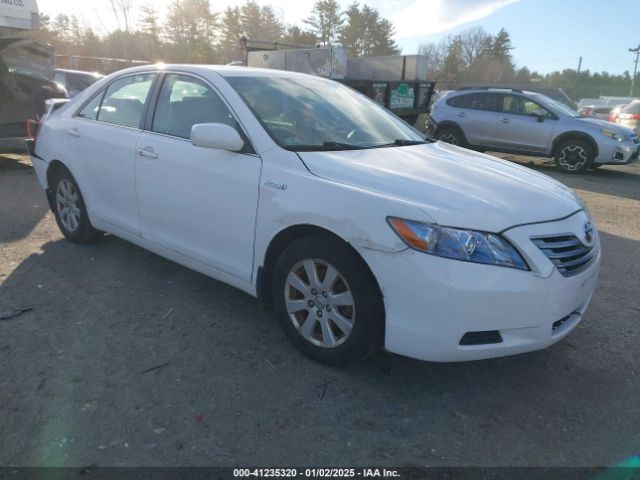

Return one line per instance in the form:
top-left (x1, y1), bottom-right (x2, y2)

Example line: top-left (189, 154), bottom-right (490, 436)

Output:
top-left (427, 87), bottom-right (640, 173)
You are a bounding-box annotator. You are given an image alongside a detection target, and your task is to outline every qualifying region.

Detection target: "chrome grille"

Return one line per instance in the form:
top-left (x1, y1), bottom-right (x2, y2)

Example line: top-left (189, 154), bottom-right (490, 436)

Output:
top-left (532, 234), bottom-right (597, 277)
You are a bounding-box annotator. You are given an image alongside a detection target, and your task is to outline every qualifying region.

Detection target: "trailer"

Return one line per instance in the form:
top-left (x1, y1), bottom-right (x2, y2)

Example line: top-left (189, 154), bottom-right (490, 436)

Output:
top-left (245, 45), bottom-right (436, 128)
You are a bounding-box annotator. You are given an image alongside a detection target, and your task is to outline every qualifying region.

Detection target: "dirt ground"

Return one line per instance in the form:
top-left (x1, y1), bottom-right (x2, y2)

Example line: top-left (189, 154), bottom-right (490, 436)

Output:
top-left (0, 153), bottom-right (639, 467)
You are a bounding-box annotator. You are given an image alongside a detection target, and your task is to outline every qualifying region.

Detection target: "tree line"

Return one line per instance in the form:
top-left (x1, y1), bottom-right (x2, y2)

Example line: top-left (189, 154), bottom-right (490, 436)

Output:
top-left (28, 0), bottom-right (400, 67)
top-left (419, 27), bottom-right (639, 99)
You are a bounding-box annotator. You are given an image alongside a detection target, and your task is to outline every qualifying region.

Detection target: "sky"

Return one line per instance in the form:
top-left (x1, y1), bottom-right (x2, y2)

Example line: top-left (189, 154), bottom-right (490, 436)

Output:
top-left (35, 0), bottom-right (640, 75)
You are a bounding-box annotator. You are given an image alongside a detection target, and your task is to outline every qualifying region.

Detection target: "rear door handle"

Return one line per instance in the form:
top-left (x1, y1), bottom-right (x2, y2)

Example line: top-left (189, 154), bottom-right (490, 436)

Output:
top-left (500, 118), bottom-right (510, 124)
top-left (457, 112), bottom-right (466, 117)
top-left (67, 128), bottom-right (80, 137)
top-left (137, 147), bottom-right (158, 159)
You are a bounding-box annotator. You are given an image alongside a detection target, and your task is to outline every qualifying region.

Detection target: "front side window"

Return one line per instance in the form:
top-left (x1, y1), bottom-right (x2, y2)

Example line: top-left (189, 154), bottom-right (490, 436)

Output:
top-left (226, 75), bottom-right (425, 151)
top-left (502, 95), bottom-right (554, 119)
top-left (152, 74), bottom-right (238, 139)
top-left (97, 73), bottom-right (155, 128)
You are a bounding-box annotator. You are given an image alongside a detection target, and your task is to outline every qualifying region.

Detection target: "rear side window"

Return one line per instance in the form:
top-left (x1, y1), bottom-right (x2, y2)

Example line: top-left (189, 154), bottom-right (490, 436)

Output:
top-left (446, 93), bottom-right (499, 111)
top-left (622, 101), bottom-right (640, 114)
top-left (97, 74), bottom-right (156, 128)
top-left (152, 73), bottom-right (238, 139)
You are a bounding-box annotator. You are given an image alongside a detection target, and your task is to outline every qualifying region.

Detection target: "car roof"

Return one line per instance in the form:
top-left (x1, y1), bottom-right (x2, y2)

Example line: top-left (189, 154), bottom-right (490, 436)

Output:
top-left (108, 64), bottom-right (326, 80)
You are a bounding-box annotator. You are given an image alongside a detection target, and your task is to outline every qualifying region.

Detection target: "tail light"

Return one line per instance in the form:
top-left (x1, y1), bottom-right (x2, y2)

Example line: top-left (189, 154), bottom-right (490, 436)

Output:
top-left (26, 119), bottom-right (41, 139)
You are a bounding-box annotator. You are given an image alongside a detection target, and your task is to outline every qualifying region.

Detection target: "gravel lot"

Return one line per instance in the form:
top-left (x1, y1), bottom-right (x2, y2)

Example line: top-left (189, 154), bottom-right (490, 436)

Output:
top-left (0, 153), bottom-right (639, 467)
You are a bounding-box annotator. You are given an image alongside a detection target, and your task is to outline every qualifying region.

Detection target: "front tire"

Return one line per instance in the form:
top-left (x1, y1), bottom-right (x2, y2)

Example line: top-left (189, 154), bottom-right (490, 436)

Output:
top-left (50, 167), bottom-right (102, 243)
top-left (554, 139), bottom-right (593, 173)
top-left (272, 234), bottom-right (384, 366)
top-left (435, 126), bottom-right (464, 146)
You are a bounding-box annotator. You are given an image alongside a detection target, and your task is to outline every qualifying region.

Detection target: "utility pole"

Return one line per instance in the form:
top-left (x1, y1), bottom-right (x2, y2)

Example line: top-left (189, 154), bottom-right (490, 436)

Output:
top-left (575, 56), bottom-right (582, 89)
top-left (630, 45), bottom-right (640, 97)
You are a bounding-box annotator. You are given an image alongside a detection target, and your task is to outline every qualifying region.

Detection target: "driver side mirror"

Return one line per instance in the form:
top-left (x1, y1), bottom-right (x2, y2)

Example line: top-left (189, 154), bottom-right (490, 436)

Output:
top-left (191, 123), bottom-right (244, 152)
top-left (530, 110), bottom-right (546, 122)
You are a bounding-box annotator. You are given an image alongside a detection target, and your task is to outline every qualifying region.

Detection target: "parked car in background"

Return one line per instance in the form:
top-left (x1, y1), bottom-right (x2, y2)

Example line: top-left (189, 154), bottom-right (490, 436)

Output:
top-left (608, 103), bottom-right (628, 123)
top-left (28, 65), bottom-right (600, 365)
top-left (427, 87), bottom-right (639, 173)
top-left (613, 100), bottom-right (640, 135)
top-left (578, 105), bottom-right (613, 121)
top-left (0, 38), bottom-right (67, 152)
top-left (54, 68), bottom-right (104, 97)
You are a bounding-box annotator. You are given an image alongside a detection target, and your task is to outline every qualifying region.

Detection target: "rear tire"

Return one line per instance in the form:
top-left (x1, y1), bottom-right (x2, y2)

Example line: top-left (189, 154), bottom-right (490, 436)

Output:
top-left (554, 139), bottom-right (593, 174)
top-left (50, 166), bottom-right (102, 244)
top-left (272, 234), bottom-right (384, 366)
top-left (435, 127), bottom-right (464, 147)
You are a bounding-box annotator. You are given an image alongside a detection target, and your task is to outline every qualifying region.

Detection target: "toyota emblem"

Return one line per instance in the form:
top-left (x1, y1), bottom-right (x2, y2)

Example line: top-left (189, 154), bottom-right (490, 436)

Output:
top-left (584, 221), bottom-right (594, 243)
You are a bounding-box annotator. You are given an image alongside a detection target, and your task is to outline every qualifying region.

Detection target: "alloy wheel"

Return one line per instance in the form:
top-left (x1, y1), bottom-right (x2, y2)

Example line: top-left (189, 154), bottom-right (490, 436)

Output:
top-left (558, 145), bottom-right (587, 171)
top-left (439, 133), bottom-right (458, 145)
top-left (284, 259), bottom-right (355, 348)
top-left (56, 179), bottom-right (81, 232)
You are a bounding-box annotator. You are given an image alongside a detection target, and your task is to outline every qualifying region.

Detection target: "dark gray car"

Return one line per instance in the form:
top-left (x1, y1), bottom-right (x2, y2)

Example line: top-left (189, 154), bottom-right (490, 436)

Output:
top-left (427, 87), bottom-right (639, 173)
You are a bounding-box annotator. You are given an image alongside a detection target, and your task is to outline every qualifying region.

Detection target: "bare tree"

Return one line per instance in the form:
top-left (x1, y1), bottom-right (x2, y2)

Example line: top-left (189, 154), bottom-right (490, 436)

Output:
top-left (109, 0), bottom-right (136, 62)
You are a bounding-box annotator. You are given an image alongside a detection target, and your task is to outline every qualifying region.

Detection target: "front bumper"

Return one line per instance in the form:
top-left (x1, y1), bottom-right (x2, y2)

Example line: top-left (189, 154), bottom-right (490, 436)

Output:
top-left (360, 211), bottom-right (600, 362)
top-left (594, 137), bottom-right (639, 165)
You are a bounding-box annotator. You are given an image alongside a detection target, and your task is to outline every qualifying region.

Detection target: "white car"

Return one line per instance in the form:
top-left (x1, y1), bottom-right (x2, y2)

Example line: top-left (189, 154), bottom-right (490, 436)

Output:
top-left (28, 65), bottom-right (601, 366)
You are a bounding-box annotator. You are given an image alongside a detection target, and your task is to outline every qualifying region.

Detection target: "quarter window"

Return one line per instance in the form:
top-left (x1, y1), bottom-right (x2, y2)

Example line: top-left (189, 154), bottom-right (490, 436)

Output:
top-left (97, 73), bottom-right (155, 128)
top-left (77, 91), bottom-right (104, 120)
top-left (152, 74), bottom-right (238, 139)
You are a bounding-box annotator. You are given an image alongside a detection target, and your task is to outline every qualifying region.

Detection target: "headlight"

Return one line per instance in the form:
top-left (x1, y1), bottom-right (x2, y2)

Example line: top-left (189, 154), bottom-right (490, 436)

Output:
top-left (388, 218), bottom-right (529, 270)
top-left (601, 128), bottom-right (626, 142)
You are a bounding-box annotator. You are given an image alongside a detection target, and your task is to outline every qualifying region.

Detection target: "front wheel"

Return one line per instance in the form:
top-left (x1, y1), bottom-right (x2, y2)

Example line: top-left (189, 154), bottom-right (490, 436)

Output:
top-left (272, 234), bottom-right (384, 366)
top-left (554, 139), bottom-right (593, 173)
top-left (50, 167), bottom-right (102, 243)
top-left (435, 127), bottom-right (464, 146)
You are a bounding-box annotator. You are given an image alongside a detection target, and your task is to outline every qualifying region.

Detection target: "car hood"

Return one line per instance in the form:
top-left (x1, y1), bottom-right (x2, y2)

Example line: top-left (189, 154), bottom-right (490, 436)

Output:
top-left (298, 142), bottom-right (582, 232)
top-left (577, 117), bottom-right (635, 135)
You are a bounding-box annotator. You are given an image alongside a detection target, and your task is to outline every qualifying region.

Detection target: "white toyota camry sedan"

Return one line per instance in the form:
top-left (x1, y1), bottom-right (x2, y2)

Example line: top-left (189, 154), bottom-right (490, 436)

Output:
top-left (28, 65), bottom-right (601, 366)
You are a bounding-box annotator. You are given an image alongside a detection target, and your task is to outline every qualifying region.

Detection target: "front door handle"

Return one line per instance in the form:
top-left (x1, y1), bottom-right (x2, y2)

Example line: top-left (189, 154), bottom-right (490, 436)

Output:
top-left (67, 128), bottom-right (80, 137)
top-left (137, 147), bottom-right (158, 159)
top-left (457, 112), bottom-right (466, 117)
top-left (500, 118), bottom-right (511, 124)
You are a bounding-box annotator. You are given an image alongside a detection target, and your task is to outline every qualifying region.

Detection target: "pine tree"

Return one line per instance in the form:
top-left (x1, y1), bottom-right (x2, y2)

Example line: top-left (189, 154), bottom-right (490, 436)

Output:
top-left (283, 25), bottom-right (317, 46)
top-left (219, 6), bottom-right (243, 62)
top-left (304, 0), bottom-right (343, 46)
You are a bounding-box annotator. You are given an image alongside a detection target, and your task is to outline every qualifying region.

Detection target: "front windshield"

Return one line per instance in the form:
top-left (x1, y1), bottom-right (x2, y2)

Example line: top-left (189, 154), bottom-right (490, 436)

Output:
top-left (226, 75), bottom-right (427, 151)
top-left (541, 95), bottom-right (580, 117)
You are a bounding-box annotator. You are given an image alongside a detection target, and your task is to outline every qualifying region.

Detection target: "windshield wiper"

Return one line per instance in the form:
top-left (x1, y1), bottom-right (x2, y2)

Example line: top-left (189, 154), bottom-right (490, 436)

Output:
top-left (372, 139), bottom-right (430, 148)
top-left (285, 142), bottom-right (364, 152)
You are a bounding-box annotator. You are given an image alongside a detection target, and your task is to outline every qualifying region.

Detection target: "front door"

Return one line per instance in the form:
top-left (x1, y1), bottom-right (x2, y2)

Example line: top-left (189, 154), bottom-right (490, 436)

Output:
top-left (135, 73), bottom-right (261, 282)
top-left (495, 94), bottom-right (557, 153)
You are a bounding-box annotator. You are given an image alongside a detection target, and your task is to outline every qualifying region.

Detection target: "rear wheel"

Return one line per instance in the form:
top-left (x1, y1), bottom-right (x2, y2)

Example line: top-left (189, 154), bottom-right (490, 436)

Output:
top-left (435, 127), bottom-right (464, 146)
top-left (50, 167), bottom-right (102, 243)
top-left (554, 139), bottom-right (593, 173)
top-left (272, 234), bottom-right (384, 366)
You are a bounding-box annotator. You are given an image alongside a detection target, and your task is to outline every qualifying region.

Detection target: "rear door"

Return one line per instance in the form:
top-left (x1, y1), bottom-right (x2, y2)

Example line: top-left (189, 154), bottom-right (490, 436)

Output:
top-left (495, 94), bottom-right (557, 153)
top-left (135, 72), bottom-right (261, 281)
top-left (68, 72), bottom-right (157, 234)
top-left (445, 92), bottom-right (500, 146)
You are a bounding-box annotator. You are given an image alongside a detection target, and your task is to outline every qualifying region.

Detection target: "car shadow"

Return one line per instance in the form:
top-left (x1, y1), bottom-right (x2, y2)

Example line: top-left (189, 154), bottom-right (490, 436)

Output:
top-left (0, 154), bottom-right (50, 244)
top-left (1, 228), bottom-right (638, 466)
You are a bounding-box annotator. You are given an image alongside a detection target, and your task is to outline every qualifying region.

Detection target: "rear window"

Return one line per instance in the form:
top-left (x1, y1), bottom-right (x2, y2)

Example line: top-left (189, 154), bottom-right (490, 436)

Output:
top-left (622, 101), bottom-right (640, 114)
